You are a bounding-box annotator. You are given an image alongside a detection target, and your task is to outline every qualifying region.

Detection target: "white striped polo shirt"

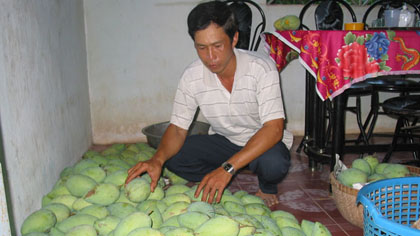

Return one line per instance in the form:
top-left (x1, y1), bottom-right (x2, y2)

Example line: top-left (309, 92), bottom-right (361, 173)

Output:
top-left (170, 48), bottom-right (293, 149)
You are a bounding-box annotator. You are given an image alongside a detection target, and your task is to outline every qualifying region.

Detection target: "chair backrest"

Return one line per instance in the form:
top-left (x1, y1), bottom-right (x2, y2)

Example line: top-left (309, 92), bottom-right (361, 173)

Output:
top-left (299, 0), bottom-right (357, 30)
top-left (362, 0), bottom-right (420, 27)
top-left (225, 0), bottom-right (266, 51)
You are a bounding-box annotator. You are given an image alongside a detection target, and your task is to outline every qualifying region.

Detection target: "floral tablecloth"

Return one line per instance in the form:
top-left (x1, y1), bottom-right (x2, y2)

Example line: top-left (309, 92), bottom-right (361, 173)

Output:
top-left (262, 30), bottom-right (420, 100)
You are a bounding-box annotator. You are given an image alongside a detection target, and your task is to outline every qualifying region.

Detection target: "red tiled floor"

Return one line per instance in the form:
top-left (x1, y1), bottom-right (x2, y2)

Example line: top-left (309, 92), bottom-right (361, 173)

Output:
top-left (228, 134), bottom-right (419, 236)
top-left (228, 136), bottom-right (357, 235)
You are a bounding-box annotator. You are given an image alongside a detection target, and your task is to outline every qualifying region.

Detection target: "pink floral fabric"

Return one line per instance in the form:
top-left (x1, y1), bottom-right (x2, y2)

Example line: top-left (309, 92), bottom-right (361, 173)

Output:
top-left (262, 30), bottom-right (420, 100)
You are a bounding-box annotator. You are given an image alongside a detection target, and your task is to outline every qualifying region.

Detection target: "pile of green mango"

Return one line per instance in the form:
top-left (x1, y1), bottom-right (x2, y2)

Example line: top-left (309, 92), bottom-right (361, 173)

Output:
top-left (21, 142), bottom-right (332, 236)
top-left (338, 155), bottom-right (412, 188)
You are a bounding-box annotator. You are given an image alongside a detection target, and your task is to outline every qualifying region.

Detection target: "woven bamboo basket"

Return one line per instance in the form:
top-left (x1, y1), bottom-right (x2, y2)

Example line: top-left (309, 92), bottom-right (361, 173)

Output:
top-left (330, 165), bottom-right (420, 229)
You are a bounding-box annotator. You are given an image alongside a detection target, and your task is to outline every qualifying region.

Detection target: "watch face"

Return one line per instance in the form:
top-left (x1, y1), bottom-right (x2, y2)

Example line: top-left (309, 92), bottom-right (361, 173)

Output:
top-left (223, 162), bottom-right (234, 174)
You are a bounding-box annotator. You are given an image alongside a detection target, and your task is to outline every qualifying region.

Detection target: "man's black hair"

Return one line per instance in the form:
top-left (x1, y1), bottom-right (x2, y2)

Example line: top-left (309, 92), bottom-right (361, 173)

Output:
top-left (187, 1), bottom-right (238, 42)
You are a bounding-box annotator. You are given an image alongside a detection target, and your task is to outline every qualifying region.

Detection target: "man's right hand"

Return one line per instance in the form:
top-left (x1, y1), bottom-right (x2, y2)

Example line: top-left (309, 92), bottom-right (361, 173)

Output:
top-left (125, 123), bottom-right (188, 192)
top-left (125, 158), bottom-right (164, 192)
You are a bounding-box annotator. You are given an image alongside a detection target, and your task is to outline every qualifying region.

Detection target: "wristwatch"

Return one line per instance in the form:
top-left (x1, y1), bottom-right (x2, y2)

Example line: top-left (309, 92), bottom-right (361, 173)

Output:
top-left (221, 162), bottom-right (235, 174)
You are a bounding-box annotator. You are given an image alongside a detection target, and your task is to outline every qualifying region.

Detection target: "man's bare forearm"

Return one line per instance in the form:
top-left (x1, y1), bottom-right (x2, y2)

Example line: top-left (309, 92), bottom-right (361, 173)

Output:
top-left (152, 123), bottom-right (188, 166)
top-left (227, 118), bottom-right (284, 171)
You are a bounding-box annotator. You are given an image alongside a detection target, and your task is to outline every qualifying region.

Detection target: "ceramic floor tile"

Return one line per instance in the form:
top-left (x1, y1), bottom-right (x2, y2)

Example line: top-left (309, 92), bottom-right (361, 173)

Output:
top-left (338, 222), bottom-right (364, 236)
top-left (323, 224), bottom-right (351, 236)
top-left (234, 173), bottom-right (258, 183)
top-left (314, 199), bottom-right (357, 225)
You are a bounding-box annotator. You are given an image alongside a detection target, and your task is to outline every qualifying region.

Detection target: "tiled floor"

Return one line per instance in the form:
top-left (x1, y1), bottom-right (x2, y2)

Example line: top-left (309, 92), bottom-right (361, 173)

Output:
top-left (226, 135), bottom-right (419, 236)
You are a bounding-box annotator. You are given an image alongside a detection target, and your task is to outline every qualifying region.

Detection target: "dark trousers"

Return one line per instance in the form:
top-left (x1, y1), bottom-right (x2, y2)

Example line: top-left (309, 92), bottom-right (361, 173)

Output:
top-left (164, 134), bottom-right (291, 194)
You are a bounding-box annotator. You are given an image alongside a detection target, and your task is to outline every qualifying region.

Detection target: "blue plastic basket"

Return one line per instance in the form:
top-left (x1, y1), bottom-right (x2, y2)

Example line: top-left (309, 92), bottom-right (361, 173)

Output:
top-left (356, 177), bottom-right (420, 236)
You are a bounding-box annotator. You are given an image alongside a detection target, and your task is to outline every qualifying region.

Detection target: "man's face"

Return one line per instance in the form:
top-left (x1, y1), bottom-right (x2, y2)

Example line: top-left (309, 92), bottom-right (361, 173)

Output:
top-left (194, 23), bottom-right (238, 75)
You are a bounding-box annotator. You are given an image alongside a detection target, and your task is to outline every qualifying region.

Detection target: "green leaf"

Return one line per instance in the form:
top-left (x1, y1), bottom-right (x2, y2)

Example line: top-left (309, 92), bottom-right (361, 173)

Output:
top-left (365, 34), bottom-right (373, 41)
top-left (335, 58), bottom-right (341, 64)
top-left (382, 66), bottom-right (392, 72)
top-left (387, 30), bottom-right (396, 41)
top-left (379, 61), bottom-right (387, 67)
top-left (344, 76), bottom-right (350, 80)
top-left (380, 54), bottom-right (389, 61)
top-left (356, 36), bottom-right (365, 45)
top-left (344, 32), bottom-right (356, 45)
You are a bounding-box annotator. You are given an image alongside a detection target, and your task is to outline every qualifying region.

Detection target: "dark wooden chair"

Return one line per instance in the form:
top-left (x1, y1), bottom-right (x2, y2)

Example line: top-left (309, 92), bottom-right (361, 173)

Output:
top-left (359, 0), bottom-right (420, 145)
top-left (225, 0), bottom-right (266, 51)
top-left (381, 95), bottom-right (420, 166)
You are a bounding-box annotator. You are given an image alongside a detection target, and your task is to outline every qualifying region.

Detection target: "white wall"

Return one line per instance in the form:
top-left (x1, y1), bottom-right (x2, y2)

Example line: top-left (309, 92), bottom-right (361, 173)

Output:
top-left (0, 0), bottom-right (90, 232)
top-left (85, 1), bottom-right (395, 145)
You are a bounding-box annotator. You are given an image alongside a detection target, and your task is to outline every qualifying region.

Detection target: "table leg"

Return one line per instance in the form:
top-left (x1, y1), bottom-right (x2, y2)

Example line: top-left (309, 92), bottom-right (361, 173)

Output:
top-left (314, 94), bottom-right (327, 151)
top-left (296, 71), bottom-right (313, 153)
top-left (331, 94), bottom-right (346, 172)
top-left (302, 71), bottom-right (331, 170)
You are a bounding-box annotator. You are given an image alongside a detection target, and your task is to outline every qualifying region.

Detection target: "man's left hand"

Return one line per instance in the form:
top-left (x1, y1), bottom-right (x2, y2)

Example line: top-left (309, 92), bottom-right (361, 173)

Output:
top-left (194, 167), bottom-right (233, 204)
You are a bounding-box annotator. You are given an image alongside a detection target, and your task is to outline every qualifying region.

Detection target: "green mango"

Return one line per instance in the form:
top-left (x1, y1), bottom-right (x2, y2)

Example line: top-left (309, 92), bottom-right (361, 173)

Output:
top-left (164, 227), bottom-right (194, 236)
top-left (80, 204), bottom-right (109, 219)
top-left (65, 174), bottom-right (97, 197)
top-left (254, 228), bottom-right (276, 236)
top-left (233, 214), bottom-right (257, 236)
top-left (274, 216), bottom-right (302, 230)
top-left (46, 184), bottom-right (71, 200)
top-left (162, 201), bottom-right (189, 221)
top-left (363, 155), bottom-right (379, 172)
top-left (223, 201), bottom-right (246, 215)
top-left (83, 150), bottom-right (101, 159)
top-left (337, 168), bottom-right (368, 187)
top-left (73, 159), bottom-right (99, 174)
top-left (137, 199), bottom-right (167, 214)
top-left (65, 225), bottom-right (96, 236)
top-left (253, 215), bottom-right (281, 235)
top-left (195, 215), bottom-right (239, 236)
top-left (49, 227), bottom-right (65, 236)
top-left (352, 159), bottom-right (372, 175)
top-left (165, 184), bottom-right (190, 196)
top-left (114, 212), bottom-right (152, 236)
top-left (126, 227), bottom-right (164, 236)
top-left (84, 183), bottom-right (120, 206)
top-left (240, 194), bottom-right (265, 205)
top-left (160, 216), bottom-right (180, 228)
top-left (244, 203), bottom-right (270, 216)
top-left (50, 195), bottom-right (78, 210)
top-left (270, 210), bottom-right (298, 223)
top-left (162, 193), bottom-right (191, 206)
top-left (104, 170), bottom-right (128, 187)
top-left (383, 164), bottom-right (410, 178)
top-left (56, 214), bottom-right (98, 233)
top-left (187, 201), bottom-right (215, 217)
top-left (42, 203), bottom-right (70, 222)
top-left (72, 198), bottom-right (92, 211)
top-left (280, 226), bottom-right (305, 236)
top-left (125, 178), bottom-right (151, 203)
top-left (301, 219), bottom-right (315, 236)
top-left (94, 215), bottom-right (120, 235)
top-left (79, 166), bottom-right (106, 183)
top-left (147, 185), bottom-right (165, 201)
top-left (177, 212), bottom-right (210, 230)
top-left (108, 202), bottom-right (137, 218)
top-left (21, 209), bottom-right (56, 235)
top-left (312, 222), bottom-right (332, 236)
